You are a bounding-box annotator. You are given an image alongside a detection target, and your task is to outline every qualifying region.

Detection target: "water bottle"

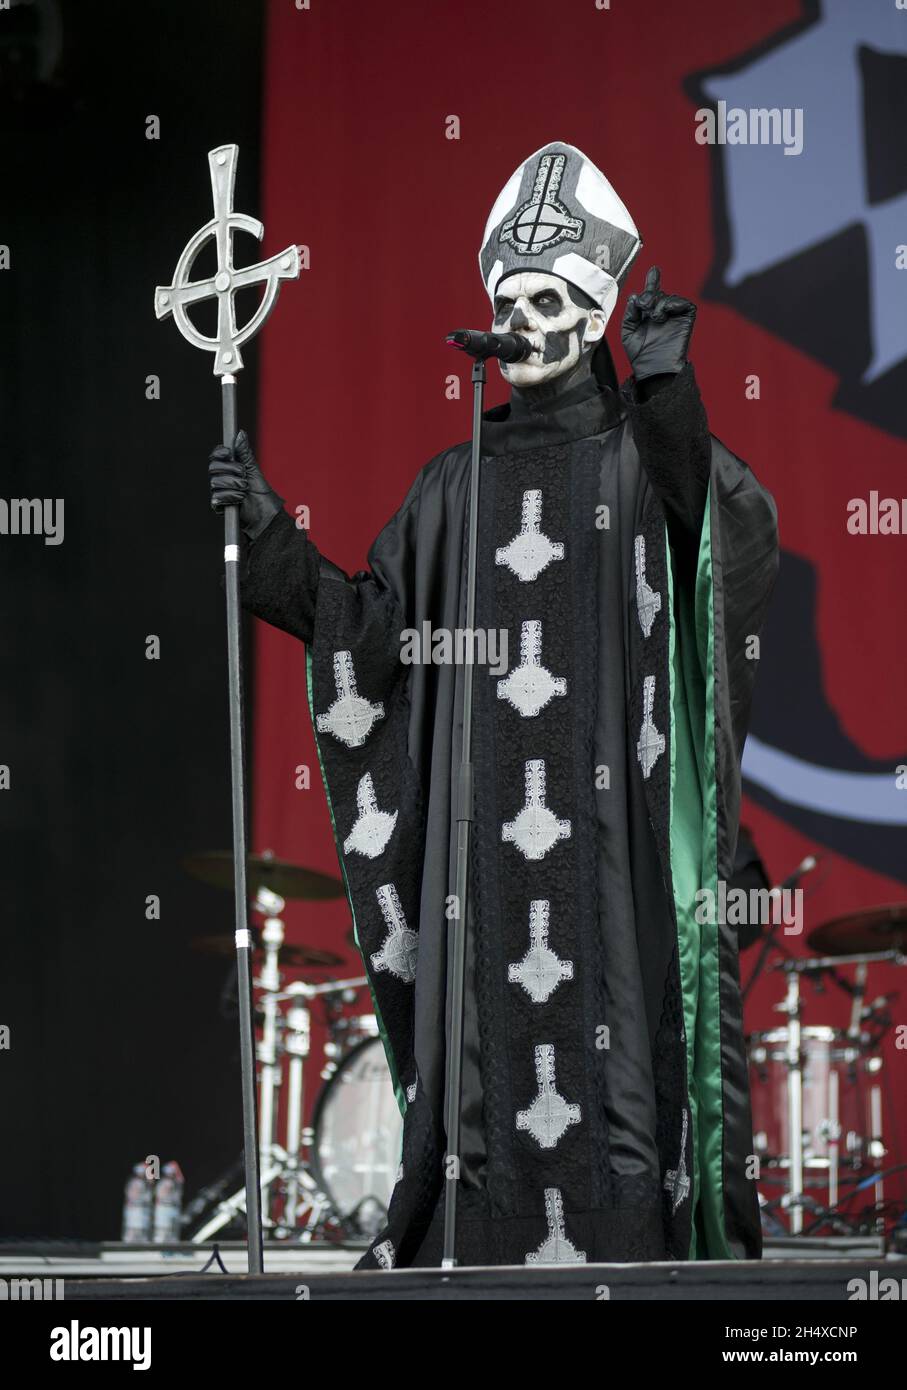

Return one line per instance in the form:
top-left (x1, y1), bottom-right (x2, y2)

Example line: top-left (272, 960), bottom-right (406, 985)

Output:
top-left (121, 1163), bottom-right (154, 1243)
top-left (153, 1160), bottom-right (185, 1244)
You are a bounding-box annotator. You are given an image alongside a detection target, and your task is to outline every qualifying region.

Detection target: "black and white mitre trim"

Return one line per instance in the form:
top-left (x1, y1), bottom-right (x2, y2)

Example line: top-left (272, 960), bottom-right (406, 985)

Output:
top-left (478, 140), bottom-right (642, 320)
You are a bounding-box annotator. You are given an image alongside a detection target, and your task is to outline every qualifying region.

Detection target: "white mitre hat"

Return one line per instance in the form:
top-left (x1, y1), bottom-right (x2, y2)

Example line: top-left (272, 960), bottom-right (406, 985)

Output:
top-left (479, 141), bottom-right (642, 322)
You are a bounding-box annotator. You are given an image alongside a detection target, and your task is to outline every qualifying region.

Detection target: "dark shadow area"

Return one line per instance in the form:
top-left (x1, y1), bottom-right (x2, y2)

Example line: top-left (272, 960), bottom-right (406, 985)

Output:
top-left (0, 0), bottom-right (264, 1239)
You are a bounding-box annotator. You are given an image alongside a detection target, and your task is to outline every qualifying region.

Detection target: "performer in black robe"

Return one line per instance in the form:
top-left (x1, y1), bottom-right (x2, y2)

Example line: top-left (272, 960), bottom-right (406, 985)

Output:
top-left (210, 142), bottom-right (778, 1269)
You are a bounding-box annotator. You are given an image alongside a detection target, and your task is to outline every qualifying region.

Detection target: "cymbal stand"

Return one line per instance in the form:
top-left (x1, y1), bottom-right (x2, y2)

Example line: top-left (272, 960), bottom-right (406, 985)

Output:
top-left (256, 887), bottom-right (285, 1206)
top-left (190, 966), bottom-right (376, 1242)
top-left (870, 1083), bottom-right (886, 1231)
top-left (781, 966), bottom-right (805, 1235)
top-left (269, 977), bottom-right (371, 1238)
top-left (283, 998), bottom-right (310, 1229)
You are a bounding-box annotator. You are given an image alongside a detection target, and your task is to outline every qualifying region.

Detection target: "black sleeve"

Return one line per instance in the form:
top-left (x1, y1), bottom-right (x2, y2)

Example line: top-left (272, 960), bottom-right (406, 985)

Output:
top-left (621, 361), bottom-right (711, 578)
top-left (237, 506), bottom-right (321, 645)
top-left (235, 467), bottom-right (425, 647)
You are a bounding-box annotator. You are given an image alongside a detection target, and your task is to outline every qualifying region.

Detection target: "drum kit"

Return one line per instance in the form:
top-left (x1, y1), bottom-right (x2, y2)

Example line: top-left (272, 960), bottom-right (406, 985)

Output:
top-left (179, 848), bottom-right (905, 1249)
top-left (181, 850), bottom-right (402, 1246)
top-left (746, 901), bottom-right (906, 1240)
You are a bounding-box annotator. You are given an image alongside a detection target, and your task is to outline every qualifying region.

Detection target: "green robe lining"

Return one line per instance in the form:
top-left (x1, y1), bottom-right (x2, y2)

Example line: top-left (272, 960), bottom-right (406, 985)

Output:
top-left (667, 486), bottom-right (733, 1259)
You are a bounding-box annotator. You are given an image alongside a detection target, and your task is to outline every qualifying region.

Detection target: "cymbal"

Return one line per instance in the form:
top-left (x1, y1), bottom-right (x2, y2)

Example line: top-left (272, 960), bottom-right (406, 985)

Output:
top-left (807, 903), bottom-right (907, 956)
top-left (183, 850), bottom-right (344, 901)
top-left (191, 933), bottom-right (344, 970)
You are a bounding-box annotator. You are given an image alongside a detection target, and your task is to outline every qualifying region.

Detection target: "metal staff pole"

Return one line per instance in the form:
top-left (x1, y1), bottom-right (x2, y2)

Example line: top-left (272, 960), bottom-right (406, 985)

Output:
top-left (441, 354), bottom-right (487, 1269)
top-left (155, 144), bottom-right (300, 1274)
top-left (221, 375), bottom-right (263, 1269)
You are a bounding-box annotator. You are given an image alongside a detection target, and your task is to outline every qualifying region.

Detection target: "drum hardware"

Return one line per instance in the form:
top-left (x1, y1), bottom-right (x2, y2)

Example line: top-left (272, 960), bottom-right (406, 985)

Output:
top-left (747, 912), bottom-right (905, 1241)
top-left (321, 1011), bottom-right (380, 1079)
top-left (182, 843), bottom-right (400, 1245)
top-left (261, 973), bottom-right (375, 1234)
top-left (190, 910), bottom-right (381, 1242)
top-left (191, 933), bottom-right (343, 970)
top-left (784, 966), bottom-right (804, 1233)
top-left (869, 1085), bottom-right (886, 1224)
top-left (283, 1001), bottom-right (310, 1230)
top-left (272, 975), bottom-right (371, 1000)
top-left (309, 1033), bottom-right (403, 1237)
top-left (256, 888), bottom-right (285, 1208)
top-left (760, 1161), bottom-right (907, 1241)
top-left (190, 886), bottom-right (333, 1243)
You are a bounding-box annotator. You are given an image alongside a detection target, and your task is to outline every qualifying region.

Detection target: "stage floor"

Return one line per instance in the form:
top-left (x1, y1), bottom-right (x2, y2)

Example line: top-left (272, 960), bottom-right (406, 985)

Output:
top-left (2, 1241), bottom-right (902, 1301)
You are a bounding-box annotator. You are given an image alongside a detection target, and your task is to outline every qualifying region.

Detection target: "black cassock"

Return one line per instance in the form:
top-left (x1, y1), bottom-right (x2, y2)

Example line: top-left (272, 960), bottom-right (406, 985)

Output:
top-left (239, 361), bottom-right (778, 1268)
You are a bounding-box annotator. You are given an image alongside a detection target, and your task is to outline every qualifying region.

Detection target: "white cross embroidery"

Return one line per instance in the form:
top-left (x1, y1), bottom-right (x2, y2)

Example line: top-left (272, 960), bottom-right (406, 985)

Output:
top-left (634, 534), bottom-right (662, 639)
top-left (373, 1239), bottom-right (395, 1269)
top-left (343, 772), bottom-right (398, 859)
top-left (508, 900), bottom-right (574, 1004)
top-left (495, 489), bottom-right (565, 583)
top-left (369, 884), bottom-right (418, 984)
top-left (502, 759), bottom-right (572, 861)
top-left (497, 620), bottom-right (567, 718)
top-left (664, 1109), bottom-right (691, 1213)
top-left (516, 1044), bottom-right (581, 1150)
top-left (636, 675), bottom-right (665, 779)
top-left (525, 1188), bottom-right (587, 1266)
top-left (315, 651), bottom-right (385, 749)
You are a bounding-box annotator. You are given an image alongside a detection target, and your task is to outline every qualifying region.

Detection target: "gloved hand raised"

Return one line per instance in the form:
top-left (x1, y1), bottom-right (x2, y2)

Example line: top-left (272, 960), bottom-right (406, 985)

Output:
top-left (209, 430), bottom-right (285, 541)
top-left (621, 265), bottom-right (696, 383)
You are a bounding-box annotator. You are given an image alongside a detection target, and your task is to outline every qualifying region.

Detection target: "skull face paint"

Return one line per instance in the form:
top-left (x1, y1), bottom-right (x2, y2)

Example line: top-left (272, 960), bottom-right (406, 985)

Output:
top-left (491, 271), bottom-right (606, 389)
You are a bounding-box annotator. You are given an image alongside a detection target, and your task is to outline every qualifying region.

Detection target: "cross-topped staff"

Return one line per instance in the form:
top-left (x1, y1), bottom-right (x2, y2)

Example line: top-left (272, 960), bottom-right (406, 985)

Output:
top-left (155, 144), bottom-right (300, 1274)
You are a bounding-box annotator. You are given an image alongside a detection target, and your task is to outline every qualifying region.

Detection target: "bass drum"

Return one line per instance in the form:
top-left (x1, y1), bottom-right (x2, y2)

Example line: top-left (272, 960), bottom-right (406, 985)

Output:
top-left (311, 1034), bottom-right (404, 1236)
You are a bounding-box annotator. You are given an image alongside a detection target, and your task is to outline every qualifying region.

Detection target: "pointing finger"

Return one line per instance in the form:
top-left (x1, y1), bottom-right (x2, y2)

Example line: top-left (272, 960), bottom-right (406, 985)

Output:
top-left (644, 265), bottom-right (661, 297)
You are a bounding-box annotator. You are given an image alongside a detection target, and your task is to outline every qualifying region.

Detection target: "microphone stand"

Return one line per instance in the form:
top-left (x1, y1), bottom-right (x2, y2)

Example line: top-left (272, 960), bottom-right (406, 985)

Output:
top-left (742, 857), bottom-right (818, 1005)
top-left (441, 353), bottom-right (487, 1269)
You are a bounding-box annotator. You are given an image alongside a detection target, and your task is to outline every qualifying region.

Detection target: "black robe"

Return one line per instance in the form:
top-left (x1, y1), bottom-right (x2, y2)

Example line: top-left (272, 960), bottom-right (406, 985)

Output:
top-left (239, 361), bottom-right (778, 1268)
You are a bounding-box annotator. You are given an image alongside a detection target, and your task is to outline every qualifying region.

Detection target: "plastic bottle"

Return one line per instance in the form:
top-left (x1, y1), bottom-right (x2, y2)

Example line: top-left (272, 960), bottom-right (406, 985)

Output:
top-left (153, 1160), bottom-right (185, 1244)
top-left (121, 1163), bottom-right (154, 1243)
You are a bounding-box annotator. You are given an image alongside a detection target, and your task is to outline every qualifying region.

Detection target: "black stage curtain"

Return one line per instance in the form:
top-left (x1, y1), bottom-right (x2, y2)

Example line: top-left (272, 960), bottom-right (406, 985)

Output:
top-left (0, 0), bottom-right (263, 1239)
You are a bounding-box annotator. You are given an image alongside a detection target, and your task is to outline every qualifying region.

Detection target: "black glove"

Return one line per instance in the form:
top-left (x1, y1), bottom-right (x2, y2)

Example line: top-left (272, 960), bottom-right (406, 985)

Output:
top-left (621, 265), bottom-right (696, 383)
top-left (208, 429), bottom-right (284, 542)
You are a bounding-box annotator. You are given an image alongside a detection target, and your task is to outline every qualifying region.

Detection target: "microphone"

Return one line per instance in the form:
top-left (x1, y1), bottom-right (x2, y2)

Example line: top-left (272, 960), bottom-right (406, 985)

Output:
top-left (445, 329), bottom-right (535, 363)
top-left (771, 854), bottom-right (819, 895)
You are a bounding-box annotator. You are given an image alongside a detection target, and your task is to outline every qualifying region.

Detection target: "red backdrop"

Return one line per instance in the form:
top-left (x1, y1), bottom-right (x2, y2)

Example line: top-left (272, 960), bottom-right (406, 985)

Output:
top-left (253, 0), bottom-right (906, 1208)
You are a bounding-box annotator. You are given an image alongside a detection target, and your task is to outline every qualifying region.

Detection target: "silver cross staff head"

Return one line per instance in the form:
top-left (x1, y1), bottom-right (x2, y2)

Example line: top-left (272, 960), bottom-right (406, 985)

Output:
top-left (154, 144), bottom-right (300, 376)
